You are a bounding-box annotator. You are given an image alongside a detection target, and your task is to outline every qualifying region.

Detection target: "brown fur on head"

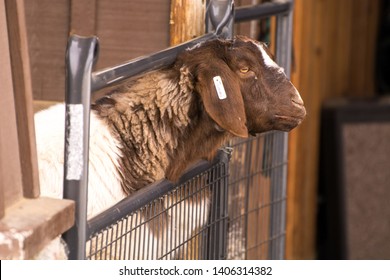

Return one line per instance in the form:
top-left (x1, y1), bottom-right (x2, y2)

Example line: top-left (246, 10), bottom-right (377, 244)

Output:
top-left (175, 35), bottom-right (306, 137)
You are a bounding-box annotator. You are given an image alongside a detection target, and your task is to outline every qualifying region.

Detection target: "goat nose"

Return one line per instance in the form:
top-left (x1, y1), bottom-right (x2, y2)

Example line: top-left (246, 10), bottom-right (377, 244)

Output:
top-left (292, 97), bottom-right (304, 106)
top-left (291, 89), bottom-right (304, 106)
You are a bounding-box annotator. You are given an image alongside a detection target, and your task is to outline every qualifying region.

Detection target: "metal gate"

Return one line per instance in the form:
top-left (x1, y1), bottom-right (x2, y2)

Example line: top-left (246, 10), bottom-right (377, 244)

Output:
top-left (86, 150), bottom-right (230, 260)
top-left (62, 0), bottom-right (294, 260)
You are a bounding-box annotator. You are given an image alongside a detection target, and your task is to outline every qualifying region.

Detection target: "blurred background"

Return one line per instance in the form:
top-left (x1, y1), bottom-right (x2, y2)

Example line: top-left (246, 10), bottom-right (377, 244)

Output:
top-left (1, 0), bottom-right (389, 259)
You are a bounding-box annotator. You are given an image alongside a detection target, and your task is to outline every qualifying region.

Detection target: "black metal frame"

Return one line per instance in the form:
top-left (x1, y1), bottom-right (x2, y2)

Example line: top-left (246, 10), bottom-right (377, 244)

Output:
top-left (62, 0), bottom-right (294, 260)
top-left (318, 99), bottom-right (390, 259)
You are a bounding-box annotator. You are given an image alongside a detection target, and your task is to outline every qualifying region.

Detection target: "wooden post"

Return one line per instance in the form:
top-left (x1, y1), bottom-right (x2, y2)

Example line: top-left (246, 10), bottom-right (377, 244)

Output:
top-left (169, 0), bottom-right (206, 46)
top-left (286, 0), bottom-right (380, 259)
top-left (0, 0), bottom-right (24, 218)
top-left (5, 0), bottom-right (40, 199)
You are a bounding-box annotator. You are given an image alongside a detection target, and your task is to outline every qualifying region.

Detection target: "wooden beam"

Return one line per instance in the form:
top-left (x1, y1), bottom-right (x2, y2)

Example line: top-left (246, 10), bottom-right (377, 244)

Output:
top-left (0, 0), bottom-right (24, 218)
top-left (286, 0), bottom-right (327, 260)
top-left (0, 197), bottom-right (74, 259)
top-left (286, 0), bottom-right (380, 259)
top-left (70, 0), bottom-right (97, 36)
top-left (5, 0), bottom-right (40, 198)
top-left (169, 0), bottom-right (206, 46)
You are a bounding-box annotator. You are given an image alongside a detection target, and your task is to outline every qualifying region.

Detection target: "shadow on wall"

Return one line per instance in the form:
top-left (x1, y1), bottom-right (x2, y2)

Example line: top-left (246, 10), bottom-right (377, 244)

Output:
top-left (376, 0), bottom-right (390, 95)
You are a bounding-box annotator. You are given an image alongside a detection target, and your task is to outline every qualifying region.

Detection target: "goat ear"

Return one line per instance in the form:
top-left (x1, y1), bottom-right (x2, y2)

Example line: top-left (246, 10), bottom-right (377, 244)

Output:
top-left (195, 61), bottom-right (248, 138)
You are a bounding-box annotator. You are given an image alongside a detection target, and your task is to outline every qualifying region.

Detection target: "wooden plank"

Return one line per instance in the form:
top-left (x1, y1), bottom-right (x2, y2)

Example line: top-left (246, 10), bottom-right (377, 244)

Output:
top-left (24, 0), bottom-right (70, 101)
top-left (287, 0), bottom-right (323, 260)
top-left (169, 0), bottom-right (205, 45)
top-left (0, 0), bottom-right (24, 218)
top-left (5, 0), bottom-right (40, 199)
top-left (70, 0), bottom-right (97, 36)
top-left (95, 0), bottom-right (171, 69)
top-left (0, 197), bottom-right (74, 259)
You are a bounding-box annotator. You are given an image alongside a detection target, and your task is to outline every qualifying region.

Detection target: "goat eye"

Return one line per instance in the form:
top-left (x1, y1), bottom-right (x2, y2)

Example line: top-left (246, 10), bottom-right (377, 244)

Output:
top-left (240, 67), bottom-right (250, 73)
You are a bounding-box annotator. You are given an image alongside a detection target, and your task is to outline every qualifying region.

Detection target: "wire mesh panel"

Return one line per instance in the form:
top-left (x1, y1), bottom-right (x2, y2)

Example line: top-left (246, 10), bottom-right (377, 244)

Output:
top-left (226, 132), bottom-right (287, 260)
top-left (85, 151), bottom-right (229, 260)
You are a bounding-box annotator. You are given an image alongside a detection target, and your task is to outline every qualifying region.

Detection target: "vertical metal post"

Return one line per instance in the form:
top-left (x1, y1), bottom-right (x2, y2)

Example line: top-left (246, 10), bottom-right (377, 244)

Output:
top-left (269, 0), bottom-right (294, 260)
top-left (206, 150), bottom-right (230, 259)
top-left (62, 35), bottom-right (99, 260)
top-left (218, 150), bottom-right (230, 260)
top-left (206, 0), bottom-right (234, 38)
top-left (275, 1), bottom-right (293, 77)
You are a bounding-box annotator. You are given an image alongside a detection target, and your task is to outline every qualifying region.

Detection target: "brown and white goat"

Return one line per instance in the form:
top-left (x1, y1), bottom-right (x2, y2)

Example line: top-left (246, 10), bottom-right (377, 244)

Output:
top-left (34, 35), bottom-right (305, 259)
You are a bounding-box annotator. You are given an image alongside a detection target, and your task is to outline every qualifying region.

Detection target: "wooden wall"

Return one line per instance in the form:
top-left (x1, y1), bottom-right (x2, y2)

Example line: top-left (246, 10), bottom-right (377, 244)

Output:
top-left (24, 0), bottom-right (170, 102)
top-left (286, 0), bottom-right (380, 259)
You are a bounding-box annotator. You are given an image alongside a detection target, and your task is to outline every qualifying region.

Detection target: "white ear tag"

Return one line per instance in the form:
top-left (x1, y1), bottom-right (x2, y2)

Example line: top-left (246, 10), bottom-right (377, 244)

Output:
top-left (213, 76), bottom-right (227, 100)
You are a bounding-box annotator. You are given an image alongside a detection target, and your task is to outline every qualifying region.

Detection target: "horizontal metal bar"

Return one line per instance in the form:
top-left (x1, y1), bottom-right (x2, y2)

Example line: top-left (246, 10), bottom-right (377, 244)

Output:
top-left (86, 149), bottom-right (230, 237)
top-left (91, 1), bottom-right (293, 93)
top-left (86, 179), bottom-right (173, 238)
top-left (235, 1), bottom-right (292, 22)
top-left (91, 33), bottom-right (217, 92)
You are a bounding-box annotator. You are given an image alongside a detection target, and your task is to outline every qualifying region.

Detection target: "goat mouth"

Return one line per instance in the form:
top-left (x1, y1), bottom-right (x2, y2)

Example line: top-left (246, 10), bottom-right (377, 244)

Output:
top-left (274, 115), bottom-right (304, 130)
top-left (292, 98), bottom-right (304, 107)
top-left (275, 114), bottom-right (302, 121)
